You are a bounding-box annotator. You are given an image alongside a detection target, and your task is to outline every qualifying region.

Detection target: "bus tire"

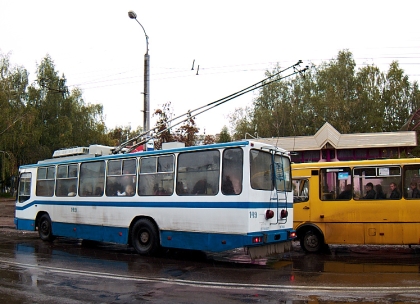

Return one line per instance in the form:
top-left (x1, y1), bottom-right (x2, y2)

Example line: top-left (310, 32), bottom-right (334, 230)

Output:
top-left (131, 218), bottom-right (160, 255)
top-left (38, 214), bottom-right (54, 242)
top-left (300, 230), bottom-right (323, 253)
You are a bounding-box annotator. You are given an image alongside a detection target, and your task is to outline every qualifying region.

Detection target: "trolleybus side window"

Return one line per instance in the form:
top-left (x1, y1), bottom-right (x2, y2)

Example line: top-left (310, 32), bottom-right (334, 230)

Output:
top-left (80, 161), bottom-right (105, 197)
top-left (222, 148), bottom-right (243, 195)
top-left (56, 164), bottom-right (78, 197)
top-left (319, 167), bottom-right (352, 200)
top-left (403, 165), bottom-right (420, 199)
top-left (138, 155), bottom-right (174, 196)
top-left (176, 150), bottom-right (220, 196)
top-left (36, 166), bottom-right (56, 197)
top-left (353, 166), bottom-right (401, 199)
top-left (106, 158), bottom-right (137, 196)
top-left (18, 172), bottom-right (32, 203)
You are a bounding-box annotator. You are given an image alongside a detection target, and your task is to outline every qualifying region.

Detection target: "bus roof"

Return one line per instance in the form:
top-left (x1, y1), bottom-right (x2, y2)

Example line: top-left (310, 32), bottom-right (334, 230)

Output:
top-left (20, 140), bottom-right (290, 169)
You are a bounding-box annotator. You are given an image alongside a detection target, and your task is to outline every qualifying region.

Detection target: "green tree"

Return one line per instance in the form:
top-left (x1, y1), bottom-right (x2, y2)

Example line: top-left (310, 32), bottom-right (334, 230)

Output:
top-left (229, 106), bottom-right (254, 140)
top-left (230, 50), bottom-right (420, 137)
top-left (381, 61), bottom-right (413, 131)
top-left (107, 125), bottom-right (142, 147)
top-left (0, 52), bottom-right (30, 179)
top-left (314, 50), bottom-right (357, 133)
top-left (217, 126), bottom-right (232, 143)
top-left (26, 55), bottom-right (111, 160)
top-left (354, 64), bottom-right (385, 132)
top-left (0, 52), bottom-right (112, 182)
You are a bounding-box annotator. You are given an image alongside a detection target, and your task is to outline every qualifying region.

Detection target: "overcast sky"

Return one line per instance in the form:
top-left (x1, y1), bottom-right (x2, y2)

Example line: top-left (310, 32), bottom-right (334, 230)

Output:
top-left (1, 0), bottom-right (419, 135)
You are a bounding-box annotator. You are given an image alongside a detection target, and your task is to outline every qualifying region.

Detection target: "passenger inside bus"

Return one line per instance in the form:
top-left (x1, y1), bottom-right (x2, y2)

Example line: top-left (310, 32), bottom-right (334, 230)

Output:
top-left (362, 182), bottom-right (376, 199)
top-left (94, 186), bottom-right (103, 196)
top-left (82, 184), bottom-right (93, 196)
top-left (124, 184), bottom-right (135, 196)
top-left (117, 184), bottom-right (135, 196)
top-left (389, 182), bottom-right (401, 199)
top-left (409, 182), bottom-right (420, 198)
top-left (153, 183), bottom-right (167, 195)
top-left (68, 185), bottom-right (76, 196)
top-left (222, 175), bottom-right (235, 195)
top-left (176, 181), bottom-right (187, 195)
top-left (337, 184), bottom-right (352, 199)
top-left (106, 182), bottom-right (120, 196)
top-left (192, 179), bottom-right (207, 195)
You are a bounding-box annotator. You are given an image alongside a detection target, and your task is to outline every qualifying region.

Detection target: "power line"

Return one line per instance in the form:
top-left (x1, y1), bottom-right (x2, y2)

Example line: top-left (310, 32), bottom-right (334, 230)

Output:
top-left (66, 56), bottom-right (420, 91)
top-left (113, 60), bottom-right (308, 154)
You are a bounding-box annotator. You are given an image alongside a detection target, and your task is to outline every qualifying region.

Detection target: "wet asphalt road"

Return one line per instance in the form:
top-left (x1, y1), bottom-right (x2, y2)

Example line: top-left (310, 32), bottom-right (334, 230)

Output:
top-left (0, 226), bottom-right (420, 303)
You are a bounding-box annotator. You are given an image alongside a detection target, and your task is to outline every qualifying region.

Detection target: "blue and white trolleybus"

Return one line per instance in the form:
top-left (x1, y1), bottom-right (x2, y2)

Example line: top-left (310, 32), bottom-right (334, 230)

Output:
top-left (15, 141), bottom-right (295, 258)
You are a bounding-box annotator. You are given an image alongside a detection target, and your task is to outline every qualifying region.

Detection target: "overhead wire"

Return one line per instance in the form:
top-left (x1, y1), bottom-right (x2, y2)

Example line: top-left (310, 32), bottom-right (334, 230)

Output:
top-left (114, 60), bottom-right (308, 154)
top-left (65, 55), bottom-right (420, 91)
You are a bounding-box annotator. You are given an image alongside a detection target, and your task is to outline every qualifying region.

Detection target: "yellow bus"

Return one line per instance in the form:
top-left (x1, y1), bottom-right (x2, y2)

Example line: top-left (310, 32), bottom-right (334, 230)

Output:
top-left (292, 158), bottom-right (420, 252)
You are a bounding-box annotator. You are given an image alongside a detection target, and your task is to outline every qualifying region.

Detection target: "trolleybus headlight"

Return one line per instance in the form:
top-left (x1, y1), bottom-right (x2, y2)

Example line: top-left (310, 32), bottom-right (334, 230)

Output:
top-left (280, 209), bottom-right (288, 218)
top-left (265, 209), bottom-right (274, 219)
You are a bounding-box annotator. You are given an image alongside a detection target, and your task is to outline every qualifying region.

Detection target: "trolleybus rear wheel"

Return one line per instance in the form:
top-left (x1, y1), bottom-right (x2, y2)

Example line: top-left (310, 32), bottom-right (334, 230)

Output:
top-left (131, 218), bottom-right (160, 255)
top-left (38, 214), bottom-right (54, 242)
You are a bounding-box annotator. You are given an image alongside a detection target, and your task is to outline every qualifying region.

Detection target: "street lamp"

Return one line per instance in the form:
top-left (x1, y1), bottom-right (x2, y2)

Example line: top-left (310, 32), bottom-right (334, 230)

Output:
top-left (128, 10), bottom-right (150, 134)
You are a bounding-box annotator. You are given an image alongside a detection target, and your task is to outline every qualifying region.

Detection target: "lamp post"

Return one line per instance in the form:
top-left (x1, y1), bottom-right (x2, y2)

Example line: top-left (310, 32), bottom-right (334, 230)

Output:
top-left (128, 10), bottom-right (150, 134)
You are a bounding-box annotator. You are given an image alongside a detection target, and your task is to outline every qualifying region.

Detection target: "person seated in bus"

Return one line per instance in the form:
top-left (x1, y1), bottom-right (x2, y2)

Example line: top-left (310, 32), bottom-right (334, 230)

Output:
top-left (82, 184), bottom-right (93, 196)
top-left (409, 182), bottom-right (420, 198)
top-left (176, 181), bottom-right (187, 195)
top-left (222, 175), bottom-right (235, 195)
top-left (389, 182), bottom-right (401, 199)
top-left (153, 183), bottom-right (167, 195)
top-left (94, 186), bottom-right (103, 196)
top-left (192, 179), bottom-right (207, 195)
top-left (68, 185), bottom-right (76, 197)
top-left (337, 184), bottom-right (352, 199)
top-left (375, 184), bottom-right (386, 199)
top-left (362, 182), bottom-right (376, 199)
top-left (117, 184), bottom-right (135, 196)
top-left (106, 182), bottom-right (120, 196)
top-left (124, 184), bottom-right (135, 196)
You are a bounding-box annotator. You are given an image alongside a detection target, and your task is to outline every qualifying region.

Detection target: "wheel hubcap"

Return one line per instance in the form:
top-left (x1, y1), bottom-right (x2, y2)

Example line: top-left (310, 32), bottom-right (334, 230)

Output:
top-left (306, 235), bottom-right (318, 248)
top-left (140, 231), bottom-right (149, 244)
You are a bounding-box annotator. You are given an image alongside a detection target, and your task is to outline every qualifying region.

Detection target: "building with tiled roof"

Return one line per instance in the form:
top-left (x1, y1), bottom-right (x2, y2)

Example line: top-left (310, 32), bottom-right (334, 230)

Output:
top-left (256, 122), bottom-right (417, 163)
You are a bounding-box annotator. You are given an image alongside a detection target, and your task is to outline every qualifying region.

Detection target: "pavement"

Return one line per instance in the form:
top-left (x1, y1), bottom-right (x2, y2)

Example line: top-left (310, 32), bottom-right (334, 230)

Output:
top-left (0, 198), bottom-right (16, 228)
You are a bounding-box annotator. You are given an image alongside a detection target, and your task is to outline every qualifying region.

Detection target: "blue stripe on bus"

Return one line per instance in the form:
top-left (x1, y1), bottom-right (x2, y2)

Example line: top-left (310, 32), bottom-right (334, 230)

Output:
top-left (15, 200), bottom-right (294, 211)
top-left (14, 217), bottom-right (294, 252)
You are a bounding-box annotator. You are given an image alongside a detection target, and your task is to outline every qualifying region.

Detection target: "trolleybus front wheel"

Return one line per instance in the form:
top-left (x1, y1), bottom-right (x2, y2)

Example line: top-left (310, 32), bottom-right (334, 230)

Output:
top-left (300, 230), bottom-right (323, 253)
top-left (131, 218), bottom-right (160, 255)
top-left (38, 214), bottom-right (55, 242)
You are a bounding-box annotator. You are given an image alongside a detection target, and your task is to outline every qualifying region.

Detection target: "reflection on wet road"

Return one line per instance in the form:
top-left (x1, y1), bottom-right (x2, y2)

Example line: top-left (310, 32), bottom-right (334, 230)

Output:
top-left (0, 228), bottom-right (420, 303)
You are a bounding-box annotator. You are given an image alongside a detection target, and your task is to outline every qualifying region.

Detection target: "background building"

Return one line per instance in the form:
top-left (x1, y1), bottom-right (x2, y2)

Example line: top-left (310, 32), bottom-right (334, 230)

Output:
top-left (257, 123), bottom-right (417, 163)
